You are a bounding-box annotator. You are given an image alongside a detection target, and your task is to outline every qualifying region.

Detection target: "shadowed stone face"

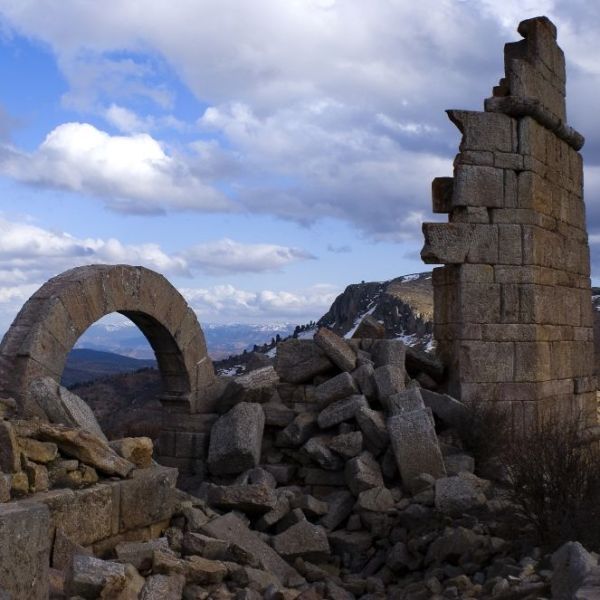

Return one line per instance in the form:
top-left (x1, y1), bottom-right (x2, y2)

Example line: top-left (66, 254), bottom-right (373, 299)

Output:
top-left (421, 16), bottom-right (596, 428)
top-left (0, 264), bottom-right (215, 417)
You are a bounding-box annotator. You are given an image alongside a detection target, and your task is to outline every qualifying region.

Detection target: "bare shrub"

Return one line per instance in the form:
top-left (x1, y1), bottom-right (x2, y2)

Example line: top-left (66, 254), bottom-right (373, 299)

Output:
top-left (502, 412), bottom-right (600, 550)
top-left (456, 400), bottom-right (512, 472)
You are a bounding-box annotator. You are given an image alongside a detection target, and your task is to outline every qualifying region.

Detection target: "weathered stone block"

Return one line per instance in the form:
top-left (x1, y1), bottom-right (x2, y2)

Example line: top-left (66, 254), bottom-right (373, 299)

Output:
top-left (432, 177), bottom-right (453, 213)
top-left (317, 394), bottom-right (368, 429)
top-left (314, 327), bottom-right (357, 372)
top-left (458, 341), bottom-right (515, 383)
top-left (388, 386), bottom-right (426, 416)
top-left (0, 501), bottom-right (50, 599)
top-left (387, 409), bottom-right (446, 494)
top-left (315, 371), bottom-right (358, 407)
top-left (119, 466), bottom-right (177, 531)
top-left (345, 451), bottom-right (384, 496)
top-left (275, 339), bottom-right (333, 383)
top-left (453, 164), bottom-right (505, 208)
top-left (207, 402), bottom-right (265, 475)
top-left (448, 110), bottom-right (517, 153)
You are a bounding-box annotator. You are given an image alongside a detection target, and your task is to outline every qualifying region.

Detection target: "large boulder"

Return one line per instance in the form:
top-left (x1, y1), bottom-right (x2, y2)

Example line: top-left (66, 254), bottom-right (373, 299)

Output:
top-left (207, 402), bottom-right (265, 475)
top-left (551, 541), bottom-right (600, 600)
top-left (29, 377), bottom-right (107, 441)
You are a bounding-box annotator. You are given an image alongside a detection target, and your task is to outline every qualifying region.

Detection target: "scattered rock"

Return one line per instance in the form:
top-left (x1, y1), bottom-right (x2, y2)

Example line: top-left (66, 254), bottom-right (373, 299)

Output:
top-left (314, 328), bottom-right (357, 372)
top-left (317, 395), bottom-right (368, 429)
top-left (315, 372), bottom-right (358, 407)
top-left (272, 520), bottom-right (331, 560)
top-left (345, 451), bottom-right (384, 496)
top-left (275, 339), bottom-right (333, 384)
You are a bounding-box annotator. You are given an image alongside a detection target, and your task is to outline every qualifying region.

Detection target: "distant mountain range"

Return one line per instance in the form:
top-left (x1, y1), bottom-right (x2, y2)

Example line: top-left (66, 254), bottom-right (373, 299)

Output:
top-left (74, 321), bottom-right (297, 360)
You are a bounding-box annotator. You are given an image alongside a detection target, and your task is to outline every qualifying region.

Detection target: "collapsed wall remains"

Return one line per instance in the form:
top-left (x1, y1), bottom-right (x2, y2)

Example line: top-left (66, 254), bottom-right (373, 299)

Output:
top-left (422, 17), bottom-right (596, 427)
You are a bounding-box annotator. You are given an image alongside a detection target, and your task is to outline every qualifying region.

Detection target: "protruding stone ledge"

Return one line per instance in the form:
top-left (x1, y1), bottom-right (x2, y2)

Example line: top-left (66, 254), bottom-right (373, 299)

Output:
top-left (485, 96), bottom-right (584, 150)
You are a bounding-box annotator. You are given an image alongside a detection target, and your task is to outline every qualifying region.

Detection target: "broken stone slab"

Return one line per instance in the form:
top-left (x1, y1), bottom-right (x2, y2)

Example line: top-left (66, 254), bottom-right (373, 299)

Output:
top-left (115, 538), bottom-right (170, 571)
top-left (0, 421), bottom-right (20, 473)
top-left (235, 466), bottom-right (277, 488)
top-left (219, 366), bottom-right (280, 412)
top-left (371, 340), bottom-right (406, 368)
top-left (444, 453), bottom-right (475, 476)
top-left (29, 376), bottom-right (108, 441)
top-left (421, 389), bottom-right (469, 429)
top-left (317, 395), bottom-right (368, 429)
top-left (319, 490), bottom-right (355, 531)
top-left (551, 541), bottom-right (599, 600)
top-left (276, 413), bottom-right (318, 448)
top-left (255, 495), bottom-right (291, 531)
top-left (0, 500), bottom-right (50, 599)
top-left (66, 554), bottom-right (129, 598)
top-left (207, 483), bottom-right (277, 515)
top-left (328, 530), bottom-right (373, 555)
top-left (207, 402), bottom-right (265, 475)
top-left (302, 437), bottom-right (344, 471)
top-left (314, 328), bottom-right (357, 372)
top-left (263, 463), bottom-right (296, 485)
top-left (181, 532), bottom-right (230, 560)
top-left (35, 422), bottom-right (135, 477)
top-left (387, 408), bottom-right (447, 494)
top-left (140, 574), bottom-right (185, 600)
top-left (351, 363), bottom-right (377, 399)
top-left (185, 555), bottom-right (228, 585)
top-left (52, 528), bottom-right (92, 572)
top-left (388, 386), bottom-right (426, 416)
top-left (345, 451), bottom-right (384, 496)
top-left (352, 315), bottom-right (385, 339)
top-left (373, 365), bottom-right (406, 407)
top-left (272, 520), bottom-right (331, 561)
top-left (356, 407), bottom-right (389, 454)
top-left (262, 401), bottom-right (296, 427)
top-left (201, 512), bottom-right (305, 587)
top-left (109, 437), bottom-right (153, 469)
top-left (24, 459), bottom-right (49, 493)
top-left (328, 431), bottom-right (363, 459)
top-left (290, 494), bottom-right (328, 518)
top-left (275, 339), bottom-right (334, 384)
top-left (18, 437), bottom-right (58, 463)
top-left (300, 468), bottom-right (346, 487)
top-left (405, 346), bottom-right (445, 382)
top-left (356, 487), bottom-right (395, 513)
top-left (434, 474), bottom-right (488, 516)
top-left (315, 372), bottom-right (358, 407)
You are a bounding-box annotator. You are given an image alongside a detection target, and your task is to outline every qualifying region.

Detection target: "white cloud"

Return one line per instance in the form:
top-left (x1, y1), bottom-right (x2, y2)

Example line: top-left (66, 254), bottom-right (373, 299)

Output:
top-left (0, 122), bottom-right (231, 214)
top-left (183, 238), bottom-right (315, 275)
top-left (182, 282), bottom-right (339, 323)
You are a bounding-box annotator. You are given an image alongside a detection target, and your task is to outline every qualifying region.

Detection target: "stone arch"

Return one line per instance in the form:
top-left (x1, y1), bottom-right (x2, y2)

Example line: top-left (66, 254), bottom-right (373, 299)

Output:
top-left (0, 264), bottom-right (215, 417)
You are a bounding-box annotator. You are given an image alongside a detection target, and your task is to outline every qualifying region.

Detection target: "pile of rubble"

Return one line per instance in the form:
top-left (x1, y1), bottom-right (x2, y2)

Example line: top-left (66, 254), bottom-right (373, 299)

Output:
top-left (63, 327), bottom-right (568, 599)
top-left (0, 378), bottom-right (152, 502)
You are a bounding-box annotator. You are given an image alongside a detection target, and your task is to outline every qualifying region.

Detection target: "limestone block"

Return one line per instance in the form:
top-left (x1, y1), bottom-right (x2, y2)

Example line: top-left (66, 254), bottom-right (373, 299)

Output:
top-left (314, 327), bottom-right (357, 372)
top-left (0, 500), bottom-right (50, 600)
top-left (315, 371), bottom-right (358, 407)
top-left (422, 223), bottom-right (473, 264)
top-left (317, 395), bottom-right (368, 429)
top-left (498, 224), bottom-right (522, 265)
top-left (119, 466), bottom-right (177, 531)
top-left (453, 164), bottom-right (505, 208)
top-left (371, 339), bottom-right (406, 368)
top-left (460, 283), bottom-right (501, 323)
top-left (447, 110), bottom-right (517, 153)
top-left (387, 387), bottom-right (426, 416)
top-left (275, 339), bottom-right (333, 384)
top-left (466, 225), bottom-right (499, 264)
top-left (458, 341), bottom-right (514, 383)
top-left (387, 409), bottom-right (446, 494)
top-left (201, 512), bottom-right (304, 587)
top-left (432, 177), bottom-right (453, 213)
top-left (207, 402), bottom-right (265, 475)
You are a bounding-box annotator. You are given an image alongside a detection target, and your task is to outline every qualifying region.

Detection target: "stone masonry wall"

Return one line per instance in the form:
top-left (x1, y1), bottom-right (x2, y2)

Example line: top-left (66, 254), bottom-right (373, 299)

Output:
top-left (421, 17), bottom-right (596, 428)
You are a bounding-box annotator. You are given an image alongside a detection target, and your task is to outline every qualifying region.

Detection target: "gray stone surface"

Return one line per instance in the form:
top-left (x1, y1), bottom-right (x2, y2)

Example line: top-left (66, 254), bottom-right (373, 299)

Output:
top-left (0, 500), bottom-right (50, 600)
top-left (328, 431), bottom-right (363, 459)
top-left (352, 315), bottom-right (386, 339)
top-left (317, 394), bottom-right (368, 429)
top-left (356, 406), bottom-right (389, 454)
top-left (319, 490), bottom-right (355, 530)
top-left (444, 453), bottom-right (475, 476)
top-left (276, 413), bottom-right (318, 448)
top-left (275, 339), bottom-right (333, 384)
top-left (140, 574), bottom-right (185, 600)
top-left (371, 339), bottom-right (406, 368)
top-left (388, 386), bottom-right (426, 416)
top-left (373, 365), bottom-right (405, 406)
top-left (272, 519), bottom-right (331, 560)
top-left (302, 437), bottom-right (343, 471)
top-left (201, 512), bottom-right (304, 587)
top-left (67, 554), bottom-right (128, 597)
top-left (434, 474), bottom-right (488, 515)
top-left (356, 486), bottom-right (395, 512)
top-left (352, 363), bottom-right (377, 399)
top-left (207, 402), bottom-right (265, 475)
top-left (387, 408), bottom-right (446, 494)
top-left (345, 451), bottom-right (384, 496)
top-left (219, 366), bottom-right (279, 412)
top-left (552, 541), bottom-right (599, 600)
top-left (314, 327), bottom-right (357, 372)
top-left (315, 372), bottom-right (358, 407)
top-left (421, 389), bottom-right (468, 429)
top-left (29, 377), bottom-right (107, 441)
top-left (207, 483), bottom-right (277, 514)
top-left (0, 420), bottom-right (20, 473)
top-left (115, 538), bottom-right (169, 571)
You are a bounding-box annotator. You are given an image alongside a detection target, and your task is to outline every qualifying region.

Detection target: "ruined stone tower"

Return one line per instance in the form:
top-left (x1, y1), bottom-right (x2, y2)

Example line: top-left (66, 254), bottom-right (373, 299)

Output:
top-left (422, 17), bottom-right (596, 427)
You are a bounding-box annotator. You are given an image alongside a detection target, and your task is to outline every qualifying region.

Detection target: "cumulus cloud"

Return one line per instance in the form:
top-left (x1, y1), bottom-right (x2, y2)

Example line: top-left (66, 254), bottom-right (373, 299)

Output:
top-left (0, 122), bottom-right (231, 214)
top-left (182, 283), bottom-right (339, 323)
top-left (182, 238), bottom-right (315, 275)
top-left (2, 1), bottom-right (600, 239)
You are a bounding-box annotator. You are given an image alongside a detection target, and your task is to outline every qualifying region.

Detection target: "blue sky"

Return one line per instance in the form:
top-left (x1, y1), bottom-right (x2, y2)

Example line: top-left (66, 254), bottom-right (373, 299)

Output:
top-left (0, 0), bottom-right (598, 332)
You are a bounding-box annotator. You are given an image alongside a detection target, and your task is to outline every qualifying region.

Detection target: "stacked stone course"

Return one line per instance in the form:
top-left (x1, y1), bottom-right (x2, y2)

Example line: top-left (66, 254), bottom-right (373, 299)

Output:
top-left (422, 17), bottom-right (596, 427)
